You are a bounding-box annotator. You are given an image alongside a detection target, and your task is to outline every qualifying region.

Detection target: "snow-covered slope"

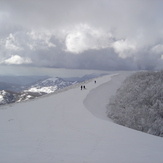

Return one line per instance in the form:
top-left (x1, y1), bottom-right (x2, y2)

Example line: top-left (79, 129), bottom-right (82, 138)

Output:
top-left (107, 71), bottom-right (163, 137)
top-left (0, 90), bottom-right (43, 105)
top-left (0, 74), bottom-right (103, 105)
top-left (26, 77), bottom-right (76, 93)
top-left (0, 77), bottom-right (77, 105)
top-left (26, 74), bottom-right (106, 94)
top-left (0, 72), bottom-right (163, 163)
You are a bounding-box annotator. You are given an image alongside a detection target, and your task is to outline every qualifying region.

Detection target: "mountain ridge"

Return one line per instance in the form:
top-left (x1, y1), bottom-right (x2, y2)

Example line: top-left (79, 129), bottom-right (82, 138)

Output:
top-left (0, 73), bottom-right (106, 105)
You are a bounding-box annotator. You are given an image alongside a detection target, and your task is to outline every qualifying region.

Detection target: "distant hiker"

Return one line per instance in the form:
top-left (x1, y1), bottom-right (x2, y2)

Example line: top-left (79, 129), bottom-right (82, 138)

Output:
top-left (81, 85), bottom-right (82, 90)
top-left (94, 80), bottom-right (96, 84)
top-left (83, 85), bottom-right (86, 89)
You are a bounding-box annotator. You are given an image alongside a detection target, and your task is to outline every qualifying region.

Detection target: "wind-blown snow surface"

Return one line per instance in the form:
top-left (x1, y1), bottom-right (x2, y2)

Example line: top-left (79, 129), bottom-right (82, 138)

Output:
top-left (0, 72), bottom-right (163, 163)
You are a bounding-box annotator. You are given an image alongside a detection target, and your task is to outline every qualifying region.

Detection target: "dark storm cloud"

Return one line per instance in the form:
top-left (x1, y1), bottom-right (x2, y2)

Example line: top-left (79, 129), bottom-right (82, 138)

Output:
top-left (0, 0), bottom-right (163, 71)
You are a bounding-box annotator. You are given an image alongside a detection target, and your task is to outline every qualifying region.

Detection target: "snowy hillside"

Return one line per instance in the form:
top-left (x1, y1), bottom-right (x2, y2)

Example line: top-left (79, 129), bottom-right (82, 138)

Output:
top-left (25, 77), bottom-right (76, 93)
top-left (0, 74), bottom-right (105, 105)
top-left (0, 72), bottom-right (163, 163)
top-left (107, 71), bottom-right (163, 137)
top-left (0, 90), bottom-right (43, 105)
top-left (0, 77), bottom-right (75, 105)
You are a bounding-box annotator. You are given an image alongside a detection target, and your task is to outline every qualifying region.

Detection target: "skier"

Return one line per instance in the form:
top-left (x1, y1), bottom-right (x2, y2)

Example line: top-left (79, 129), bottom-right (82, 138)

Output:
top-left (94, 80), bottom-right (96, 84)
top-left (81, 85), bottom-right (82, 90)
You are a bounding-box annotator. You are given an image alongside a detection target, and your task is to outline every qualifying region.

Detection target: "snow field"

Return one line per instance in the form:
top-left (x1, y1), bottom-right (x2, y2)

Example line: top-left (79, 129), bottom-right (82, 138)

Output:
top-left (0, 72), bottom-right (163, 163)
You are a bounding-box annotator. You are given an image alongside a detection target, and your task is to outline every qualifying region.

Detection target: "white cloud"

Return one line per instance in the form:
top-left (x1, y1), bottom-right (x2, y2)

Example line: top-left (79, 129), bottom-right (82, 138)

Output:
top-left (5, 33), bottom-right (23, 51)
top-left (112, 39), bottom-right (136, 58)
top-left (26, 31), bottom-right (56, 50)
top-left (65, 24), bottom-right (112, 54)
top-left (2, 55), bottom-right (32, 65)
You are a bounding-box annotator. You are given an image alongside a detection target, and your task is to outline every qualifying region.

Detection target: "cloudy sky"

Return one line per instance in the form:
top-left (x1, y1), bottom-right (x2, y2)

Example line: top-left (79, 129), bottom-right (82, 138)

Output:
top-left (0, 0), bottom-right (163, 75)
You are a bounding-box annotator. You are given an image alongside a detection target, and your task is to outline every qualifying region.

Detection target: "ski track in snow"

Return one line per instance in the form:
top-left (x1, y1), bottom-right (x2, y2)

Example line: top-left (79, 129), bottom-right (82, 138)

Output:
top-left (0, 72), bottom-right (163, 163)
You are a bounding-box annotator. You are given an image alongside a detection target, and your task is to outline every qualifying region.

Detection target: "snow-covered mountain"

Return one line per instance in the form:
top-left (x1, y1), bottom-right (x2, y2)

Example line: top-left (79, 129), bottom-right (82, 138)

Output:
top-left (0, 90), bottom-right (43, 105)
top-left (0, 74), bottom-right (104, 105)
top-left (26, 73), bottom-right (107, 94)
top-left (25, 77), bottom-right (76, 94)
top-left (0, 72), bottom-right (163, 163)
top-left (0, 77), bottom-right (76, 105)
